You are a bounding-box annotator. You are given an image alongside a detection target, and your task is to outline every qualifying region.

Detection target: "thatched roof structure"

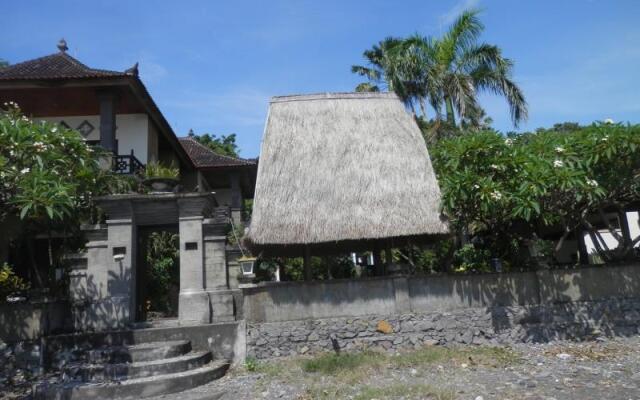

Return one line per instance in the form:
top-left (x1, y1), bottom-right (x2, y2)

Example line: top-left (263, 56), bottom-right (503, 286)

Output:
top-left (246, 92), bottom-right (448, 256)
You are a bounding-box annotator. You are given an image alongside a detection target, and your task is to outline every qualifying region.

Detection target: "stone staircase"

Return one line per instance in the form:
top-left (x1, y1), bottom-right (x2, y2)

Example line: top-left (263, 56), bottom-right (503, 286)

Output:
top-left (34, 339), bottom-right (229, 400)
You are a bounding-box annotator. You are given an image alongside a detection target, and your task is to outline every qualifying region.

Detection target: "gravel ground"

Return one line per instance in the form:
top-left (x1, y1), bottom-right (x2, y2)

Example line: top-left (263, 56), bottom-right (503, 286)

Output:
top-left (148, 335), bottom-right (640, 400)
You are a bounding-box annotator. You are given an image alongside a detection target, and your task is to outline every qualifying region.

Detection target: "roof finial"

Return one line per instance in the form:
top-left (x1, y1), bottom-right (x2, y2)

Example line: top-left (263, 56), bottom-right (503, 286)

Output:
top-left (188, 129), bottom-right (195, 137)
top-left (125, 62), bottom-right (139, 76)
top-left (57, 38), bottom-right (68, 53)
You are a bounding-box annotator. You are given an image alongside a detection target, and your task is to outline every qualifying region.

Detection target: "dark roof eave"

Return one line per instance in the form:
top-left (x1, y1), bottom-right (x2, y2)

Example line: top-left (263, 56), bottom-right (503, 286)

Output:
top-left (0, 75), bottom-right (194, 169)
top-left (126, 77), bottom-right (194, 169)
top-left (247, 232), bottom-right (451, 257)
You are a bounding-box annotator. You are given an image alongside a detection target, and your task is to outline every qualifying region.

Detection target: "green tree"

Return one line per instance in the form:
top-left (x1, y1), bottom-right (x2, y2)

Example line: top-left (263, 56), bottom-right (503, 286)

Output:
top-left (0, 103), bottom-right (118, 285)
top-left (431, 122), bottom-right (640, 266)
top-left (352, 9), bottom-right (527, 134)
top-left (0, 59), bottom-right (8, 68)
top-left (188, 130), bottom-right (239, 158)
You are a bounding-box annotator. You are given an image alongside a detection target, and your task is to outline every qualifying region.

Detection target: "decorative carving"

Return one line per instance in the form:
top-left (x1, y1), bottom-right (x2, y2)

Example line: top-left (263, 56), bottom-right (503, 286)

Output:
top-left (57, 39), bottom-right (68, 53)
top-left (77, 120), bottom-right (95, 137)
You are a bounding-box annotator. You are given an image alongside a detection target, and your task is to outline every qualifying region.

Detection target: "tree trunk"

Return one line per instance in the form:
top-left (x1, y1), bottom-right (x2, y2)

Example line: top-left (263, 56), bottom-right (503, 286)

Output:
top-left (445, 97), bottom-right (456, 126)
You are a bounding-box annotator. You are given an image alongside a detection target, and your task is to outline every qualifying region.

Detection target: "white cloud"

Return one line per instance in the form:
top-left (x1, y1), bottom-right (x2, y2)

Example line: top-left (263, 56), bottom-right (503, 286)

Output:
top-left (438, 0), bottom-right (480, 26)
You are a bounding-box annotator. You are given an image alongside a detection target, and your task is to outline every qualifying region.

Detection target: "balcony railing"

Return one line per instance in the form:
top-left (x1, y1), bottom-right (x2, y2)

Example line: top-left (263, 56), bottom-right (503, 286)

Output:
top-left (112, 153), bottom-right (145, 175)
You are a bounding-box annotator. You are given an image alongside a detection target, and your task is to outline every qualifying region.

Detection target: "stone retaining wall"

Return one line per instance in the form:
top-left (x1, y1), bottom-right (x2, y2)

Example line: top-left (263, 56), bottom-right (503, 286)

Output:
top-left (247, 297), bottom-right (640, 358)
top-left (243, 264), bottom-right (640, 359)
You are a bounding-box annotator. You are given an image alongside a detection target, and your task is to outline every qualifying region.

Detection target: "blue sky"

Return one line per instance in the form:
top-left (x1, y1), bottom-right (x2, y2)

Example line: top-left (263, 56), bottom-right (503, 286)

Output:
top-left (3, 0), bottom-right (639, 157)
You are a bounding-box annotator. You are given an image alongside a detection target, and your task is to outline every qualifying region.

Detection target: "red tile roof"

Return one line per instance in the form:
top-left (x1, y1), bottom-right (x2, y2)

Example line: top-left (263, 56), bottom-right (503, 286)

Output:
top-left (0, 52), bottom-right (128, 81)
top-left (179, 137), bottom-right (256, 169)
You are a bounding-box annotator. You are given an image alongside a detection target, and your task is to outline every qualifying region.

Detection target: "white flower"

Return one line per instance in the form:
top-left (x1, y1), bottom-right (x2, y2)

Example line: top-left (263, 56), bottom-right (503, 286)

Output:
top-left (555, 146), bottom-right (565, 153)
top-left (553, 160), bottom-right (564, 168)
top-left (490, 164), bottom-right (499, 170)
top-left (601, 135), bottom-right (609, 142)
top-left (51, 127), bottom-right (58, 133)
top-left (9, 150), bottom-right (14, 157)
top-left (490, 190), bottom-right (503, 200)
top-left (20, 167), bottom-right (30, 174)
top-left (504, 138), bottom-right (514, 146)
top-left (586, 179), bottom-right (598, 187)
top-left (473, 184), bottom-right (480, 189)
top-left (604, 118), bottom-right (614, 124)
top-left (33, 141), bottom-right (46, 151)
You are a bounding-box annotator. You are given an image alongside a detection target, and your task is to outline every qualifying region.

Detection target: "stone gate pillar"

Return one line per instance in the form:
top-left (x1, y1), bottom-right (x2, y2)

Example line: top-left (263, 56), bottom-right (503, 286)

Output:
top-left (76, 198), bottom-right (137, 331)
top-left (177, 195), bottom-right (215, 324)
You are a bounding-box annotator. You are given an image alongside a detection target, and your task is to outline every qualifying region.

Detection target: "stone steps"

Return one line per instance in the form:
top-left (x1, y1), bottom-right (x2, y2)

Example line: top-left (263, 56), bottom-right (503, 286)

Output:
top-left (36, 360), bottom-right (229, 400)
top-left (63, 351), bottom-right (213, 382)
top-left (86, 340), bottom-right (192, 363)
top-left (35, 338), bottom-right (228, 400)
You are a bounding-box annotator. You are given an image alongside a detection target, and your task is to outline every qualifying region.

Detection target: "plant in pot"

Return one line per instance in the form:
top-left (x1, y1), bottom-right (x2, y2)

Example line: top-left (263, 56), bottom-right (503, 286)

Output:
top-left (143, 162), bottom-right (180, 192)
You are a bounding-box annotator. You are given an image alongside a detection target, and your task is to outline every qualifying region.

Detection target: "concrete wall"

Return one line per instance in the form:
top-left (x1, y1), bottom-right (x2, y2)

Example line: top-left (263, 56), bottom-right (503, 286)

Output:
top-left (243, 264), bottom-right (640, 324)
top-left (0, 300), bottom-right (71, 343)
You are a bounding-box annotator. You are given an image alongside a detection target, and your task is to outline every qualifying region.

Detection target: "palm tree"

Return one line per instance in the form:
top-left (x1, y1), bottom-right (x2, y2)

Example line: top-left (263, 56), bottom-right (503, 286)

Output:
top-left (432, 9), bottom-right (527, 127)
top-left (351, 37), bottom-right (423, 116)
top-left (352, 9), bottom-right (528, 129)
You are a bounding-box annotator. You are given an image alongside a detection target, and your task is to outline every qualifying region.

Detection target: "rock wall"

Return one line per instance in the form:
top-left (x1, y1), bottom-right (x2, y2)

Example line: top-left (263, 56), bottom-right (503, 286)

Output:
top-left (247, 297), bottom-right (640, 358)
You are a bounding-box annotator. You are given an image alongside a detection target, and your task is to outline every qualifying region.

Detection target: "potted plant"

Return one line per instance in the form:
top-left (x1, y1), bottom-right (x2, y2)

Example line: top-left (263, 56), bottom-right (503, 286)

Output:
top-left (143, 161), bottom-right (180, 192)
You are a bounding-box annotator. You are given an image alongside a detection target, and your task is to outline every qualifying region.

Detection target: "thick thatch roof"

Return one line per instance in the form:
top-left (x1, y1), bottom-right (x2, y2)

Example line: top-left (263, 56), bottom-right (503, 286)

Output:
top-left (246, 92), bottom-right (448, 256)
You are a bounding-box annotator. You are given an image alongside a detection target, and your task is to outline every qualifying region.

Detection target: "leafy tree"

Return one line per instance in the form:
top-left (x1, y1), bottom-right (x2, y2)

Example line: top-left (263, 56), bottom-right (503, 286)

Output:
top-left (0, 103), bottom-right (119, 286)
top-left (431, 122), bottom-right (640, 266)
top-left (0, 59), bottom-right (8, 68)
top-left (188, 130), bottom-right (240, 158)
top-left (352, 9), bottom-right (527, 135)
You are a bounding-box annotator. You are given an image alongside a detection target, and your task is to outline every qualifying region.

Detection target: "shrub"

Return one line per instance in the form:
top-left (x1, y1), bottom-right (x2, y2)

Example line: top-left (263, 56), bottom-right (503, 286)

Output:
top-left (0, 263), bottom-right (29, 301)
top-left (144, 161), bottom-right (179, 180)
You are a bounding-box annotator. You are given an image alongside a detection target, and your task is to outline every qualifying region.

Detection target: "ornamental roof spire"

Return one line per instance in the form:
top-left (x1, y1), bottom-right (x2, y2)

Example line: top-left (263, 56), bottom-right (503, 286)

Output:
top-left (57, 39), bottom-right (68, 53)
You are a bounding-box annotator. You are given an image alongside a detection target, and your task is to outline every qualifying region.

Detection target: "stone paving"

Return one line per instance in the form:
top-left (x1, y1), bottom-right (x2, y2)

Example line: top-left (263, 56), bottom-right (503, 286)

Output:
top-left (149, 335), bottom-right (640, 400)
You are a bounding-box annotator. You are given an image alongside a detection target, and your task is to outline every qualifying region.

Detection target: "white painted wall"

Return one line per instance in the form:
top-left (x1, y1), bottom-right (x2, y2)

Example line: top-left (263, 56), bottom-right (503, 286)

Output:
top-left (35, 114), bottom-right (152, 163)
top-left (582, 211), bottom-right (640, 264)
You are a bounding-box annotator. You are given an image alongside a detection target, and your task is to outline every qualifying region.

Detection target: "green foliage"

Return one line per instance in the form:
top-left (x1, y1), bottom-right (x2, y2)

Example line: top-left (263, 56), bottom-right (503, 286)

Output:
top-left (144, 161), bottom-right (179, 180)
top-left (188, 131), bottom-right (239, 158)
top-left (452, 244), bottom-right (491, 273)
top-left (352, 9), bottom-right (527, 133)
top-left (0, 263), bottom-right (29, 301)
top-left (145, 231), bottom-right (179, 314)
top-left (245, 356), bottom-right (258, 372)
top-left (0, 104), bottom-right (117, 227)
top-left (432, 122), bottom-right (640, 265)
top-left (257, 255), bottom-right (355, 282)
top-left (0, 59), bottom-right (8, 68)
top-left (302, 351), bottom-right (385, 375)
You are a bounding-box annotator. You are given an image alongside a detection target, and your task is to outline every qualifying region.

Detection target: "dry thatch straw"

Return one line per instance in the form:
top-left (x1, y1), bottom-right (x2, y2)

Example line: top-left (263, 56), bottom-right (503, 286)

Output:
top-left (246, 92), bottom-right (448, 256)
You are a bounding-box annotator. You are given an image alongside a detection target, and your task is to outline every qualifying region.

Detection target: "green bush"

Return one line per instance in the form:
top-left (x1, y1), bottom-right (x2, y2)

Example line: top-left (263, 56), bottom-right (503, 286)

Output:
top-left (0, 263), bottom-right (29, 301)
top-left (452, 244), bottom-right (491, 273)
top-left (144, 161), bottom-right (179, 180)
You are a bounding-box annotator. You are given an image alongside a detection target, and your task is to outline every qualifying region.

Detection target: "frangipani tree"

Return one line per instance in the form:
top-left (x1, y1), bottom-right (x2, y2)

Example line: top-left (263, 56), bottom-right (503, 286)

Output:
top-left (432, 122), bottom-right (640, 265)
top-left (0, 103), bottom-right (119, 286)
